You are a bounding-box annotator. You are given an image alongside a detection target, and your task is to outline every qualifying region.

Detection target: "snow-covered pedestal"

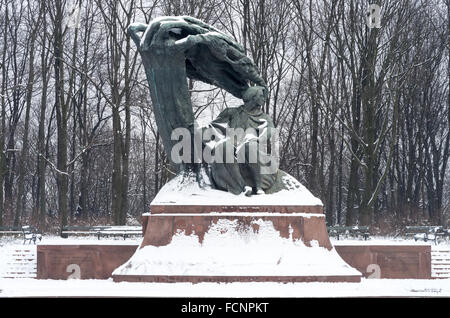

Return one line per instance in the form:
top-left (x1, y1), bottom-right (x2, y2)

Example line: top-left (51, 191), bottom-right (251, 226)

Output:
top-left (112, 174), bottom-right (362, 283)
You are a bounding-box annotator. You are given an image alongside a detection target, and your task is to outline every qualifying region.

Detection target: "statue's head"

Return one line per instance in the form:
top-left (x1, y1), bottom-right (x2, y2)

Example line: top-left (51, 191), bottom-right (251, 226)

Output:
top-left (243, 86), bottom-right (267, 111)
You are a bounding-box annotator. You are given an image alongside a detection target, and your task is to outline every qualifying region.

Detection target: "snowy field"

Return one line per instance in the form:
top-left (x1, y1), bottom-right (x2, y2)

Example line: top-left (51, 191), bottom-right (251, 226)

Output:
top-left (1, 277), bottom-right (450, 297)
top-left (1, 235), bottom-right (450, 297)
top-left (0, 233), bottom-right (443, 247)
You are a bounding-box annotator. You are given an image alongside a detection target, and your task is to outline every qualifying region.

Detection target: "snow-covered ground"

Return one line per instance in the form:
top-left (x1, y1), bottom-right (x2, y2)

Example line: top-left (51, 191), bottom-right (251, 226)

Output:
top-left (0, 235), bottom-right (141, 246)
top-left (331, 236), bottom-right (438, 246)
top-left (1, 233), bottom-right (446, 247)
top-left (1, 235), bottom-right (450, 297)
top-left (0, 277), bottom-right (449, 297)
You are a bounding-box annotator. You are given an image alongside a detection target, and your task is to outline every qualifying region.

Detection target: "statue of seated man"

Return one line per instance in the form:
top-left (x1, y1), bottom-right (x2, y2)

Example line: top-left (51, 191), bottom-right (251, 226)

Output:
top-left (207, 86), bottom-right (276, 196)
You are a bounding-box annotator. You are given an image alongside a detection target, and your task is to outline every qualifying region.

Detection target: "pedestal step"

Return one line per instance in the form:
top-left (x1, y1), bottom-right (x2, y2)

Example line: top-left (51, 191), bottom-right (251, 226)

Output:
top-left (113, 274), bottom-right (361, 283)
top-left (113, 212), bottom-right (362, 283)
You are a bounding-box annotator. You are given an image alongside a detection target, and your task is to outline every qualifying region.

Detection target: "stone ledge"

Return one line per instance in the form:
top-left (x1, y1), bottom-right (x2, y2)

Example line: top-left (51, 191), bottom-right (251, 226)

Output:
top-left (112, 274), bottom-right (361, 283)
top-left (150, 204), bottom-right (323, 214)
top-left (335, 244), bottom-right (431, 279)
top-left (36, 243), bottom-right (432, 280)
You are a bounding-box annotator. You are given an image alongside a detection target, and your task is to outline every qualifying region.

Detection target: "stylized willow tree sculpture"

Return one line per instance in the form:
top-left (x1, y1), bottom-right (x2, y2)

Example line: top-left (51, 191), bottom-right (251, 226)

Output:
top-left (129, 16), bottom-right (293, 195)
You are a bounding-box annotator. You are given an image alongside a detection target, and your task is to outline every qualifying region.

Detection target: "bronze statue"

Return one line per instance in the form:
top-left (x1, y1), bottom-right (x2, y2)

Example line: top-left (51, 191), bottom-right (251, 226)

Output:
top-left (128, 16), bottom-right (297, 196)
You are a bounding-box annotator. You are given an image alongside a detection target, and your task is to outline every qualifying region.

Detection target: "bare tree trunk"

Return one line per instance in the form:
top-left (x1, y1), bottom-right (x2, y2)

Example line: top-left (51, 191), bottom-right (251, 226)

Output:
top-left (36, 3), bottom-right (51, 231)
top-left (111, 105), bottom-right (122, 225)
top-left (0, 2), bottom-right (9, 227)
top-left (359, 26), bottom-right (379, 226)
top-left (14, 3), bottom-right (43, 227)
top-left (51, 0), bottom-right (69, 235)
top-left (120, 3), bottom-right (134, 225)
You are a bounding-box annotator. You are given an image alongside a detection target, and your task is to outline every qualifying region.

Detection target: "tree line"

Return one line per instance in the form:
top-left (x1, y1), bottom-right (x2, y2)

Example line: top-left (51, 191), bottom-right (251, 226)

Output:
top-left (0, 0), bottom-right (448, 235)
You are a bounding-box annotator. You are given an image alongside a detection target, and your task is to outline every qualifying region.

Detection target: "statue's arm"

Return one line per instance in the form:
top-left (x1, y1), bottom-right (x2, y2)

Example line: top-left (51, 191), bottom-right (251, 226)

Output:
top-left (173, 33), bottom-right (206, 52)
top-left (128, 23), bottom-right (148, 50)
top-left (211, 108), bottom-right (236, 125)
top-left (201, 108), bottom-right (236, 143)
top-left (146, 20), bottom-right (208, 52)
top-left (258, 115), bottom-right (275, 140)
top-left (173, 31), bottom-right (228, 52)
top-left (201, 108), bottom-right (234, 138)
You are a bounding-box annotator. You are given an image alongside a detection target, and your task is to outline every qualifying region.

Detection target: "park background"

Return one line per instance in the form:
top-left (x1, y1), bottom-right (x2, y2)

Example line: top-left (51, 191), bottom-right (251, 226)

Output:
top-left (0, 0), bottom-right (448, 235)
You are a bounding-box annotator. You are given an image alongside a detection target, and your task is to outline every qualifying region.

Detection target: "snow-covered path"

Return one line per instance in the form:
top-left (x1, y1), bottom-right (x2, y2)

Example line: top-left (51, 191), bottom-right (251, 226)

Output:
top-left (2, 235), bottom-right (450, 297)
top-left (1, 278), bottom-right (450, 297)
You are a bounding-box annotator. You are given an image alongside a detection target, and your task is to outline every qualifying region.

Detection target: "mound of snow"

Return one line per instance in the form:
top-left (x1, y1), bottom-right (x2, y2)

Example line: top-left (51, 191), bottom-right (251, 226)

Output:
top-left (113, 218), bottom-right (359, 277)
top-left (152, 172), bottom-right (323, 206)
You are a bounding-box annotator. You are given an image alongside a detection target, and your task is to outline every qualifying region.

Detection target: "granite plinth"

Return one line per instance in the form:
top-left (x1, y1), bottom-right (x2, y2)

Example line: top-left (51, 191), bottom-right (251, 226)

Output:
top-left (36, 243), bottom-right (431, 280)
top-left (113, 206), bottom-right (361, 283)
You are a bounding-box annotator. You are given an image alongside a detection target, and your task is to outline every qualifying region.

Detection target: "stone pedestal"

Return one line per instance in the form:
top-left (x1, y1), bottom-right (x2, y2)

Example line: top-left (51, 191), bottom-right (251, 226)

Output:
top-left (112, 175), bottom-right (361, 283)
top-left (36, 242), bottom-right (431, 280)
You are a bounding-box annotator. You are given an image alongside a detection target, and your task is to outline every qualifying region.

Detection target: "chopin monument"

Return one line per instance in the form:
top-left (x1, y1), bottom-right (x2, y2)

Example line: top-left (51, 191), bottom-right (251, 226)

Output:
top-left (112, 16), bottom-right (361, 282)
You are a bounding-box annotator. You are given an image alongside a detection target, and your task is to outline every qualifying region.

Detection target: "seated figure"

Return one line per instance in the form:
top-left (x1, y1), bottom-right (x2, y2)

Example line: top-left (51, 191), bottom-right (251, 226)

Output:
top-left (206, 86), bottom-right (277, 196)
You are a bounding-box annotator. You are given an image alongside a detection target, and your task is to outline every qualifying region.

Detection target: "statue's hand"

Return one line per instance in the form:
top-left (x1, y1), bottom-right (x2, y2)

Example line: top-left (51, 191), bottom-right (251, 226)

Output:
top-left (174, 34), bottom-right (204, 51)
top-left (188, 34), bottom-right (203, 44)
top-left (128, 23), bottom-right (148, 49)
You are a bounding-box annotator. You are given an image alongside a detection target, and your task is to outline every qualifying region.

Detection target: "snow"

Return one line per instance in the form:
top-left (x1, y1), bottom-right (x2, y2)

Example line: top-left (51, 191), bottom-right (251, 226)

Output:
top-left (0, 235), bottom-right (141, 247)
top-left (113, 218), bottom-right (360, 277)
top-left (332, 238), bottom-right (431, 246)
top-left (151, 172), bottom-right (323, 206)
top-left (152, 212), bottom-right (325, 217)
top-left (1, 278), bottom-right (450, 297)
top-left (36, 238), bottom-right (142, 245)
top-left (1, 235), bottom-right (450, 297)
top-left (0, 245), bottom-right (36, 279)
